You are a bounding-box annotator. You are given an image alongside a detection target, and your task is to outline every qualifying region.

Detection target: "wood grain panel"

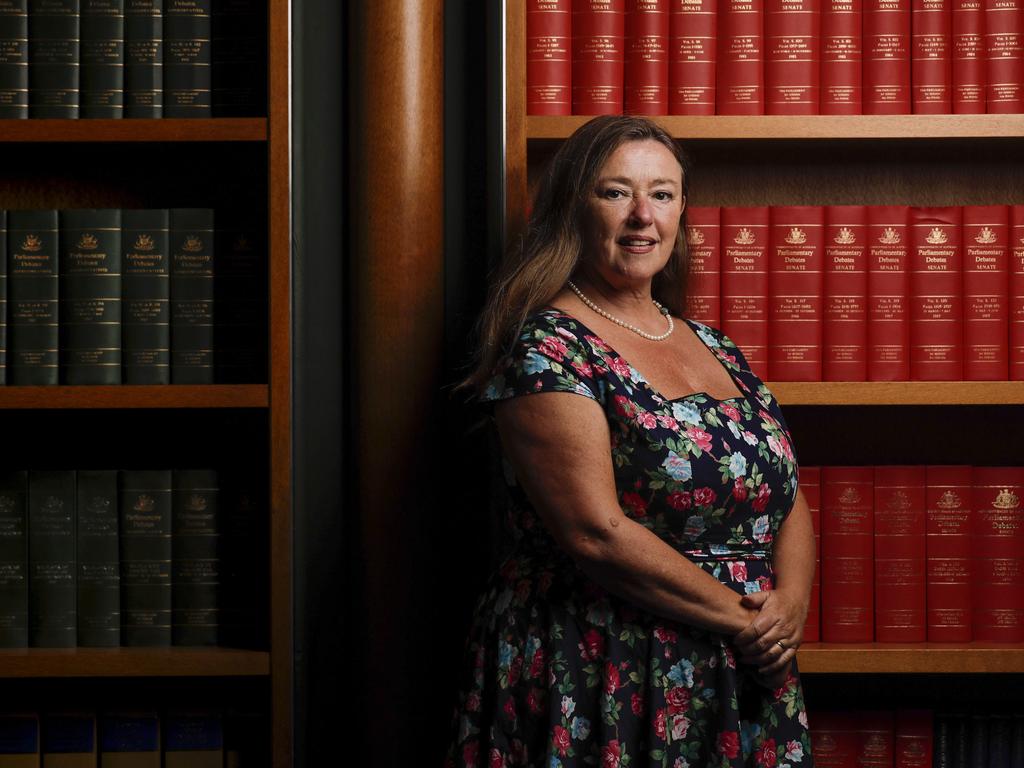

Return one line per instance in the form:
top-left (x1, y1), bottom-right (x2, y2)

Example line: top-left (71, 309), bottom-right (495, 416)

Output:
top-left (0, 118), bottom-right (267, 142)
top-left (0, 649), bottom-right (270, 678)
top-left (799, 643), bottom-right (1024, 673)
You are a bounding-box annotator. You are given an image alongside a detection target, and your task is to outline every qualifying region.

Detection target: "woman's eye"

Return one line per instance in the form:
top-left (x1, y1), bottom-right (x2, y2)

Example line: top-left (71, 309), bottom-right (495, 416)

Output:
top-left (653, 191), bottom-right (673, 201)
top-left (603, 189), bottom-right (626, 200)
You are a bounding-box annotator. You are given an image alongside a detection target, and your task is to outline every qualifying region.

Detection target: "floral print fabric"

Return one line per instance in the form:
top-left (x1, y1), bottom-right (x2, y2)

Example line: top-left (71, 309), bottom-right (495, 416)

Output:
top-left (446, 310), bottom-right (813, 768)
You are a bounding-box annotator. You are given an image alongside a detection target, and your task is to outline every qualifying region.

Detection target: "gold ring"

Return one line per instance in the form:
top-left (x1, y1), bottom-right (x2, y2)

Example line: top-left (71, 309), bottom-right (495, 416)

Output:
top-left (776, 640), bottom-right (787, 651)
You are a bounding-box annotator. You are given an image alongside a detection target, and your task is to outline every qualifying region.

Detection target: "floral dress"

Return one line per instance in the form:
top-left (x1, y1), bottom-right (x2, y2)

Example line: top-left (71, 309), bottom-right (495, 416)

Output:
top-left (445, 310), bottom-right (813, 768)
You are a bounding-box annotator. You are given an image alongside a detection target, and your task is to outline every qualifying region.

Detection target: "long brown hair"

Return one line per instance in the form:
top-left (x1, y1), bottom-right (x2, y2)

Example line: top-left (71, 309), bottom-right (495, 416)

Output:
top-left (462, 115), bottom-right (692, 393)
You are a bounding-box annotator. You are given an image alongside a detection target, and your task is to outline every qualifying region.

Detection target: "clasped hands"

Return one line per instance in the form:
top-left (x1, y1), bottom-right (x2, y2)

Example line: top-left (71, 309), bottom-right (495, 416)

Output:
top-left (732, 589), bottom-right (806, 690)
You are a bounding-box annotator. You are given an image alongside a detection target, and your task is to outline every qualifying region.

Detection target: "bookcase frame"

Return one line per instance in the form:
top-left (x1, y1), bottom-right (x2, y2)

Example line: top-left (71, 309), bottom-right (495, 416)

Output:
top-left (504, 0), bottom-right (1024, 677)
top-left (0, 2), bottom-right (292, 766)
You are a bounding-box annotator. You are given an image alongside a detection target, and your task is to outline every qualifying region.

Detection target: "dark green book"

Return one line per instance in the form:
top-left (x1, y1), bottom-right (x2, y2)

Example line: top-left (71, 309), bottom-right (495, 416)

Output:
top-left (60, 209), bottom-right (122, 385)
top-left (170, 208), bottom-right (213, 384)
top-left (122, 209), bottom-right (169, 384)
top-left (0, 471), bottom-right (27, 648)
top-left (0, 209), bottom-right (7, 385)
top-left (76, 470), bottom-right (119, 647)
top-left (28, 0), bottom-right (79, 118)
top-left (211, 0), bottom-right (264, 117)
top-left (172, 468), bottom-right (218, 645)
top-left (118, 469), bottom-right (170, 646)
top-left (123, 0), bottom-right (159, 118)
top-left (163, 0), bottom-right (210, 117)
top-left (8, 210), bottom-right (59, 385)
top-left (28, 469), bottom-right (76, 648)
top-left (80, 0), bottom-right (124, 118)
top-left (0, 2), bottom-right (29, 119)
top-left (219, 476), bottom-right (262, 648)
top-left (214, 216), bottom-right (264, 383)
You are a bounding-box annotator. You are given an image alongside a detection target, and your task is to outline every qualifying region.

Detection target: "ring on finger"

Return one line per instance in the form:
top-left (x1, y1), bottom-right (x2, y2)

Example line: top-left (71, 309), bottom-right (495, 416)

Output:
top-left (775, 640), bottom-right (787, 651)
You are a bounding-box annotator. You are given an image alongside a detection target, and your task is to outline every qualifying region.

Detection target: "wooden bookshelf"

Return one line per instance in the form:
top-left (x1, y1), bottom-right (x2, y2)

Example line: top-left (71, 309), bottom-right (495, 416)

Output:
top-left (798, 643), bottom-right (1024, 674)
top-left (769, 381), bottom-right (1024, 406)
top-left (0, 118), bottom-right (267, 143)
top-left (0, 648), bottom-right (270, 678)
top-left (0, 385), bottom-right (269, 409)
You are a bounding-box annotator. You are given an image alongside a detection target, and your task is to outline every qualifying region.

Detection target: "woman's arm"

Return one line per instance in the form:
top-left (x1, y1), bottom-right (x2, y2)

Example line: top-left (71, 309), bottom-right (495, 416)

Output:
top-left (495, 391), bottom-right (757, 635)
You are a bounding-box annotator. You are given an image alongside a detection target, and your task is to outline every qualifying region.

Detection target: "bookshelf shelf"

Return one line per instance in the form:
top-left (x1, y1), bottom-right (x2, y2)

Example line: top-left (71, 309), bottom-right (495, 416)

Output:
top-left (0, 118), bottom-right (267, 143)
top-left (0, 385), bottom-right (268, 409)
top-left (0, 648), bottom-right (270, 678)
top-left (799, 643), bottom-right (1024, 673)
top-left (767, 381), bottom-right (1024, 406)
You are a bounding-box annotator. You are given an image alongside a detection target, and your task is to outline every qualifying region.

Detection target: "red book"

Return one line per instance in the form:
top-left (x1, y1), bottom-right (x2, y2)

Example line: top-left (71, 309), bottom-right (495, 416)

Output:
top-left (668, 0), bottom-right (717, 113)
top-left (765, 0), bottom-right (821, 113)
top-left (952, 0), bottom-right (986, 112)
top-left (972, 467), bottom-right (1024, 642)
top-left (874, 466), bottom-right (926, 642)
top-left (962, 205), bottom-right (1009, 380)
top-left (1012, 205), bottom-right (1024, 380)
top-left (911, 0), bottom-right (953, 112)
top-left (721, 207), bottom-right (770, 375)
top-left (857, 711), bottom-right (895, 767)
top-left (925, 465), bottom-right (972, 642)
top-left (985, 0), bottom-right (1023, 113)
top-left (685, 206), bottom-right (721, 327)
top-left (864, 0), bottom-right (912, 113)
top-left (821, 0), bottom-right (863, 113)
top-left (867, 206), bottom-right (911, 381)
top-left (822, 467), bottom-right (874, 643)
top-left (802, 466), bottom-right (822, 643)
top-left (527, 0), bottom-right (573, 115)
top-left (716, 0), bottom-right (765, 114)
top-left (894, 711), bottom-right (933, 768)
top-left (824, 206), bottom-right (868, 381)
top-left (625, 0), bottom-right (669, 114)
top-left (768, 206), bottom-right (824, 380)
top-left (573, 0), bottom-right (626, 114)
top-left (909, 206), bottom-right (963, 381)
top-left (811, 712), bottom-right (859, 767)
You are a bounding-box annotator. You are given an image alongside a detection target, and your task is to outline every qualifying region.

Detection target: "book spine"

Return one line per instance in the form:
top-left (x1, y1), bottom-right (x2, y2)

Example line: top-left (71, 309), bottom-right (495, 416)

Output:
top-left (895, 710), bottom-right (933, 768)
top-left (28, 469), bottom-right (76, 648)
top-left (214, 216), bottom-right (265, 383)
top-left (60, 208), bottom-right (122, 385)
top-left (683, 206), bottom-right (720, 327)
top-left (42, 712), bottom-right (97, 763)
top-left (527, 0), bottom-right (572, 115)
top-left (163, 0), bottom-right (211, 117)
top-left (0, 715), bottom-right (39, 763)
top-left (911, 0), bottom-right (952, 112)
top-left (0, 209), bottom-right (6, 385)
top-left (211, 0), bottom-right (265, 117)
top-left (0, 471), bottom-right (27, 648)
top-left (572, 0), bottom-right (626, 114)
top-left (962, 204), bottom-right (1008, 380)
top-left (1012, 205), bottom-right (1024, 380)
top-left (909, 206), bottom-right (963, 381)
top-left (170, 208), bottom-right (214, 384)
top-left (809, 712), bottom-right (860, 765)
top-left (874, 465), bottom-right (926, 642)
top-left (76, 470), bottom-right (119, 647)
top-left (28, 0), bottom-right (79, 118)
top-left (988, 716), bottom-right (1011, 768)
top-left (765, 0), bottom-right (820, 114)
top-left (8, 210), bottom-right (59, 385)
top-left (985, 0), bottom-right (1023, 113)
top-left (668, 0), bottom-right (716, 113)
top-left (625, 0), bottom-right (668, 114)
top-left (857, 711), bottom-right (895, 767)
top-left (122, 208), bottom-right (170, 385)
top-left (822, 466), bottom-right (874, 642)
top-left (119, 469), bottom-right (171, 646)
top-left (98, 712), bottom-right (160, 763)
top-left (824, 205), bottom-right (868, 381)
top-left (801, 465), bottom-right (821, 642)
top-left (0, 1), bottom-right (28, 119)
top-left (768, 204), bottom-right (824, 380)
top-left (164, 711), bottom-right (223, 768)
top-left (220, 476), bottom-right (263, 647)
top-left (969, 715), bottom-right (989, 767)
top-left (80, 0), bottom-right (123, 118)
top-left (821, 0), bottom-right (862, 113)
top-left (952, 0), bottom-right (985, 112)
top-left (124, 0), bottom-right (161, 118)
top-left (971, 467), bottom-right (1024, 642)
top-left (720, 206), bottom-right (770, 375)
top-left (864, 0), bottom-right (912, 113)
top-left (1011, 715), bottom-right (1024, 768)
top-left (926, 465), bottom-right (972, 641)
top-left (867, 205), bottom-right (910, 380)
top-left (172, 468), bottom-right (219, 646)
top-left (716, 0), bottom-right (764, 114)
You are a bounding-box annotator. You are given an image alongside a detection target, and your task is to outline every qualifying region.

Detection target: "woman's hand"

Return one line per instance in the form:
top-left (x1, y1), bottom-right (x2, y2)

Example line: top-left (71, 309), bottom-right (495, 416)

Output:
top-left (733, 589), bottom-right (807, 680)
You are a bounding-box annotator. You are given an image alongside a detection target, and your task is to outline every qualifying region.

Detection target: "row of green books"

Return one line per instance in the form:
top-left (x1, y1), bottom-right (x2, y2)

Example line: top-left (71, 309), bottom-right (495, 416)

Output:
top-left (0, 208), bottom-right (266, 386)
top-left (0, 0), bottom-right (266, 119)
top-left (0, 469), bottom-right (265, 649)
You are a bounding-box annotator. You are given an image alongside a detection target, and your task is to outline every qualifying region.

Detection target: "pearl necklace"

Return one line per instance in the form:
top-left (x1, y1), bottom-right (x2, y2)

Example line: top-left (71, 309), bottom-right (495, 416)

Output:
top-left (567, 280), bottom-right (675, 342)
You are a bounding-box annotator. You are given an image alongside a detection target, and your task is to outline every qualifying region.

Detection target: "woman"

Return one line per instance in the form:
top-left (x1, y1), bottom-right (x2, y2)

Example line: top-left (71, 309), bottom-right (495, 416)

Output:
top-left (447, 116), bottom-right (815, 768)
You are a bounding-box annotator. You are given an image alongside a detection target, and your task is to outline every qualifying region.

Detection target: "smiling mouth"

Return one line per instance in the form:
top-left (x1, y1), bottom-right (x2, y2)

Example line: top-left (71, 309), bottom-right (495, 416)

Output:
top-left (618, 237), bottom-right (657, 247)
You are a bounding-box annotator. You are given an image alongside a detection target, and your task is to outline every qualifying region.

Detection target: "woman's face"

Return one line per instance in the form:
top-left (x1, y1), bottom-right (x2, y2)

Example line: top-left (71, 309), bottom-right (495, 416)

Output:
top-left (580, 139), bottom-right (685, 291)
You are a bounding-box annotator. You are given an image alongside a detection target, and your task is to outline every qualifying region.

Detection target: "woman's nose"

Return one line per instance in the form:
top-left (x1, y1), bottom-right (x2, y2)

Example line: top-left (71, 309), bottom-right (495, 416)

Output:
top-left (629, 196), bottom-right (653, 225)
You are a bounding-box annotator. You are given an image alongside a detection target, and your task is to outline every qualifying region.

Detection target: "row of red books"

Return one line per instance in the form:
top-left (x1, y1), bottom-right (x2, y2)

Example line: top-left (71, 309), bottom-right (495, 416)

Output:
top-left (809, 711), bottom-right (933, 768)
top-left (800, 466), bottom-right (1024, 644)
top-left (528, 0), bottom-right (1024, 115)
top-left (683, 204), bottom-right (1024, 382)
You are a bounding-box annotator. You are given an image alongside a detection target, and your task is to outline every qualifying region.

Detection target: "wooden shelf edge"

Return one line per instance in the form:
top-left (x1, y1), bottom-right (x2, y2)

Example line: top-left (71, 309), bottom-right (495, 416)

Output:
top-left (0, 385), bottom-right (269, 409)
top-left (0, 648), bottom-right (270, 678)
top-left (527, 114), bottom-right (1024, 141)
top-left (0, 118), bottom-right (267, 142)
top-left (799, 643), bottom-right (1024, 673)
top-left (768, 381), bottom-right (1024, 406)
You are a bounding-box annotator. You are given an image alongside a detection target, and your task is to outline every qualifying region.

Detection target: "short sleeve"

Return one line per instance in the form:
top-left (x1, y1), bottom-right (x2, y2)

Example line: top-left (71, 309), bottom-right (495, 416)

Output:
top-left (480, 313), bottom-right (601, 404)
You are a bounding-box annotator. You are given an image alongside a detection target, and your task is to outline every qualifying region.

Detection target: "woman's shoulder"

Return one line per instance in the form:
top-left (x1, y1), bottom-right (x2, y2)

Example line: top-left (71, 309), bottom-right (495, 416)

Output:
top-left (683, 318), bottom-right (748, 366)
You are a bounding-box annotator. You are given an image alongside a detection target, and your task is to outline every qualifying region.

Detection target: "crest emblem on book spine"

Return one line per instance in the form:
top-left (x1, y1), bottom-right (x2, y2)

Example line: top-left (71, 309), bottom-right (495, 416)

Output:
top-left (834, 227), bottom-right (856, 245)
top-left (134, 494), bottom-right (156, 513)
top-left (974, 226), bottom-right (997, 244)
top-left (784, 227), bottom-right (807, 245)
top-left (134, 234), bottom-right (155, 251)
top-left (182, 236), bottom-right (204, 253)
top-left (233, 234), bottom-right (251, 252)
top-left (186, 494), bottom-right (208, 512)
top-left (77, 233), bottom-right (99, 250)
top-left (86, 496), bottom-right (110, 514)
top-left (926, 227), bottom-right (949, 245)
top-left (686, 228), bottom-right (705, 246)
top-left (879, 227), bottom-right (901, 245)
top-left (734, 228), bottom-right (756, 245)
top-left (21, 234), bottom-right (42, 252)
top-left (839, 487), bottom-right (861, 505)
top-left (0, 496), bottom-right (13, 515)
top-left (886, 489), bottom-right (912, 510)
top-left (993, 488), bottom-right (1020, 510)
top-left (42, 496), bottom-right (64, 515)
top-left (936, 490), bottom-right (962, 509)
